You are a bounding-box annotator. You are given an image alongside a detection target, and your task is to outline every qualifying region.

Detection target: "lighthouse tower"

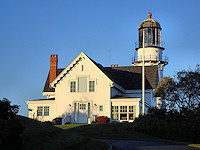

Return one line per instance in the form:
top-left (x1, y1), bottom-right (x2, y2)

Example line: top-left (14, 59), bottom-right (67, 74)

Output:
top-left (133, 13), bottom-right (168, 81)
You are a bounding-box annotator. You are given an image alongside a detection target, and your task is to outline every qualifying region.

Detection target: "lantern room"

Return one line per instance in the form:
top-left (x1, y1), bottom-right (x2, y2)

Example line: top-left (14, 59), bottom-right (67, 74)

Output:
top-left (138, 13), bottom-right (163, 49)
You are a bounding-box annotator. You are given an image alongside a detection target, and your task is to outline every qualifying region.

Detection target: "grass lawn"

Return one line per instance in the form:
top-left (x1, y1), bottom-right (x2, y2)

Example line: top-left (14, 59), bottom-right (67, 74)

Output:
top-left (56, 123), bottom-right (200, 148)
top-left (56, 123), bottom-right (169, 141)
top-left (17, 116), bottom-right (109, 150)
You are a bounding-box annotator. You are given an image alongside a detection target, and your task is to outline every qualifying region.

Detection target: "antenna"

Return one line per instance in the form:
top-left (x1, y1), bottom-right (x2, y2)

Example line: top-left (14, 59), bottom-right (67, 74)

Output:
top-left (109, 49), bottom-right (111, 66)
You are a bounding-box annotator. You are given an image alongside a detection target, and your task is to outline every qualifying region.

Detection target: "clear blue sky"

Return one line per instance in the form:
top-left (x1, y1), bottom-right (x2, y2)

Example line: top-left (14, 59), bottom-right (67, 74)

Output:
top-left (1, 0), bottom-right (200, 116)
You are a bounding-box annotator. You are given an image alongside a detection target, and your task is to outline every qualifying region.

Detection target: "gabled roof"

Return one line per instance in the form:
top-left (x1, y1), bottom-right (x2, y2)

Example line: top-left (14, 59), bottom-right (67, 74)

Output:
top-left (43, 69), bottom-right (64, 92)
top-left (103, 66), bottom-right (158, 90)
top-left (43, 58), bottom-right (158, 92)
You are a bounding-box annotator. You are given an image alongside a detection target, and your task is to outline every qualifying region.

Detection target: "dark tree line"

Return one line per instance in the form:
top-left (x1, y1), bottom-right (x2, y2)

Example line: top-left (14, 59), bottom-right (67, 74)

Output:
top-left (155, 65), bottom-right (200, 111)
top-left (134, 65), bottom-right (200, 143)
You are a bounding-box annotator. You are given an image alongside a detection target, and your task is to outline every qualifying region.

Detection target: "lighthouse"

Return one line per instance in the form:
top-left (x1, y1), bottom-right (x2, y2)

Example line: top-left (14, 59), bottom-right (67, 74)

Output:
top-left (133, 13), bottom-right (168, 81)
top-left (133, 13), bottom-right (168, 109)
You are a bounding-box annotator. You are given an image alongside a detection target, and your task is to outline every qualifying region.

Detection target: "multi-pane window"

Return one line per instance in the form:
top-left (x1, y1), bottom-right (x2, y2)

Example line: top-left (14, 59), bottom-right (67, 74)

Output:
top-left (37, 107), bottom-right (43, 116)
top-left (70, 78), bottom-right (96, 92)
top-left (70, 81), bottom-right (76, 92)
top-left (80, 104), bottom-right (86, 110)
top-left (99, 105), bottom-right (103, 111)
top-left (112, 106), bottom-right (118, 120)
top-left (89, 81), bottom-right (95, 92)
top-left (44, 106), bottom-right (49, 116)
top-left (78, 77), bottom-right (87, 92)
top-left (120, 106), bottom-right (127, 112)
top-left (120, 106), bottom-right (127, 120)
top-left (112, 105), bottom-right (136, 121)
top-left (129, 106), bottom-right (136, 120)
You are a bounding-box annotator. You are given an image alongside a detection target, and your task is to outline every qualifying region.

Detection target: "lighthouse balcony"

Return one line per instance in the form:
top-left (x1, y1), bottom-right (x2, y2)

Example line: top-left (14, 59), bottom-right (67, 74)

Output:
top-left (135, 41), bottom-right (165, 50)
top-left (132, 54), bottom-right (168, 64)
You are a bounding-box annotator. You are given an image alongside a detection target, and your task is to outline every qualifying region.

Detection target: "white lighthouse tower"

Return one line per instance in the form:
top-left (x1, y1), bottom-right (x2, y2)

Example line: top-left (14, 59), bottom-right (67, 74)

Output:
top-left (133, 13), bottom-right (168, 108)
top-left (133, 13), bottom-right (168, 80)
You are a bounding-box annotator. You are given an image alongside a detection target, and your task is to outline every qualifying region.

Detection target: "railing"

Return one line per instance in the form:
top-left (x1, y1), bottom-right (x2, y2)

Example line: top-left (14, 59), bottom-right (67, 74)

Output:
top-left (135, 41), bottom-right (165, 49)
top-left (132, 54), bottom-right (168, 63)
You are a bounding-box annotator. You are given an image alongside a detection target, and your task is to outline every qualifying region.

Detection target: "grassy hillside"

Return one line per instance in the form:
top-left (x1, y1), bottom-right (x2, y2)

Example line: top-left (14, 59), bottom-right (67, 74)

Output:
top-left (56, 123), bottom-right (166, 141)
top-left (17, 116), bottom-right (109, 150)
top-left (56, 123), bottom-right (200, 148)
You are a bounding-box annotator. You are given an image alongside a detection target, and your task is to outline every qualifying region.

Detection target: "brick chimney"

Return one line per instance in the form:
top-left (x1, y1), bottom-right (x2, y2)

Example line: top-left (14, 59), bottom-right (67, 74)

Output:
top-left (49, 54), bottom-right (58, 84)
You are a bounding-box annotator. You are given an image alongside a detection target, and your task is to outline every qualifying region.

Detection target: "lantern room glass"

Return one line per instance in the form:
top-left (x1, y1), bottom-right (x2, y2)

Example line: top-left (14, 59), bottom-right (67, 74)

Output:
top-left (139, 28), bottom-right (161, 48)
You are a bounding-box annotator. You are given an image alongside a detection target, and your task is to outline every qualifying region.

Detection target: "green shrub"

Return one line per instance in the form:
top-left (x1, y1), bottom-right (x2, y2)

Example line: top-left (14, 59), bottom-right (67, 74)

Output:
top-left (133, 107), bottom-right (200, 143)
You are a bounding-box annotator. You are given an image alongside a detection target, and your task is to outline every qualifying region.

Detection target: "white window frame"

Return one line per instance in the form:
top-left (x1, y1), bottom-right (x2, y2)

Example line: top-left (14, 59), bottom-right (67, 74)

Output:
top-left (44, 106), bottom-right (49, 116)
top-left (120, 106), bottom-right (127, 120)
top-left (89, 81), bottom-right (95, 92)
top-left (99, 105), bottom-right (103, 111)
top-left (70, 81), bottom-right (76, 92)
top-left (37, 106), bottom-right (43, 116)
top-left (69, 77), bottom-right (96, 93)
top-left (112, 106), bottom-right (118, 120)
top-left (79, 104), bottom-right (86, 110)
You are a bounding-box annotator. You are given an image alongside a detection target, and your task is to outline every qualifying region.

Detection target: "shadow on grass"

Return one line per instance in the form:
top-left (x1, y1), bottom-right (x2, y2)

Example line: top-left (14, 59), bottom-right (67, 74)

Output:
top-left (56, 123), bottom-right (166, 141)
top-left (56, 122), bottom-right (200, 149)
top-left (18, 116), bottom-right (109, 150)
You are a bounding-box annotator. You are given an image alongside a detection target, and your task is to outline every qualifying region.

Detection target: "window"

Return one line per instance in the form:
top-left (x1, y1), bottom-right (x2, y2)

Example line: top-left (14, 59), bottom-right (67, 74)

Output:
top-left (37, 107), bottom-right (43, 116)
top-left (120, 106), bottom-right (127, 112)
top-left (120, 114), bottom-right (127, 120)
top-left (78, 77), bottom-right (87, 92)
top-left (80, 104), bottom-right (86, 110)
top-left (112, 106), bottom-right (118, 120)
top-left (44, 106), bottom-right (49, 116)
top-left (129, 106), bottom-right (136, 120)
top-left (120, 106), bottom-right (127, 120)
top-left (129, 106), bottom-right (134, 112)
top-left (89, 81), bottom-right (95, 92)
top-left (99, 105), bottom-right (103, 111)
top-left (82, 65), bottom-right (84, 71)
top-left (70, 81), bottom-right (76, 92)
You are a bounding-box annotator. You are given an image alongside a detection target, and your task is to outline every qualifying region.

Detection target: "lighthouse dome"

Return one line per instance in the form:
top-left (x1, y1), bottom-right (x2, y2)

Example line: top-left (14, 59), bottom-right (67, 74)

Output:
top-left (139, 13), bottom-right (161, 29)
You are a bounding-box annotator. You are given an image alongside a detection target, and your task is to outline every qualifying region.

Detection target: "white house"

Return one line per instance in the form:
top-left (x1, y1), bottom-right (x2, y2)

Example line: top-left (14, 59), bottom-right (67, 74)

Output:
top-left (26, 13), bottom-right (168, 124)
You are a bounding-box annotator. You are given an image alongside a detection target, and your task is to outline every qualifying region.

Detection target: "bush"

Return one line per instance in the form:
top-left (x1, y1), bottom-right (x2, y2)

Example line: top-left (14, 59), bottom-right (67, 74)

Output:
top-left (96, 116), bottom-right (109, 124)
top-left (133, 107), bottom-right (200, 143)
top-left (52, 117), bottom-right (62, 125)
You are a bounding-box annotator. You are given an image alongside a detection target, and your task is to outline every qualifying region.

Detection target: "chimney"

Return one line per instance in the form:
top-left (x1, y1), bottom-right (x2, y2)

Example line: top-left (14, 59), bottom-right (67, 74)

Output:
top-left (111, 64), bottom-right (118, 67)
top-left (49, 54), bottom-right (58, 84)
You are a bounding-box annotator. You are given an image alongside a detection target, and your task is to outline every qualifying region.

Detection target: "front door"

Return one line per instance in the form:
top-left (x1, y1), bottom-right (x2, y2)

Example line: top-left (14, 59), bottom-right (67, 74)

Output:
top-left (78, 103), bottom-right (88, 123)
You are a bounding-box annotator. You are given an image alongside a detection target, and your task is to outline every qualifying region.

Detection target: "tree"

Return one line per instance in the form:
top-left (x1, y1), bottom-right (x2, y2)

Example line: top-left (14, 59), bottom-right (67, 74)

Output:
top-left (155, 65), bottom-right (200, 111)
top-left (0, 98), bottom-right (20, 119)
top-left (0, 98), bottom-right (24, 150)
